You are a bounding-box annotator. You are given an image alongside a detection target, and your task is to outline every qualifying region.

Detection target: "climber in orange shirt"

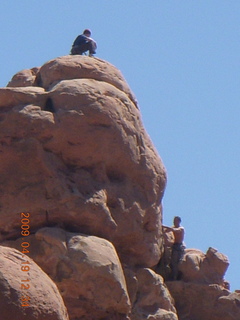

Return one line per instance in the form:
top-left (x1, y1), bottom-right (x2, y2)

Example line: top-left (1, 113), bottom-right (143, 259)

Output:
top-left (163, 216), bottom-right (185, 280)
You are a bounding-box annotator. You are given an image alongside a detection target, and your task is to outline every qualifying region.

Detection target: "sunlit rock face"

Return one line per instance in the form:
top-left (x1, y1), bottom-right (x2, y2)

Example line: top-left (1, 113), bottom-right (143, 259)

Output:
top-left (1, 55), bottom-right (239, 320)
top-left (0, 55), bottom-right (166, 268)
top-left (0, 245), bottom-right (69, 320)
top-left (0, 55), bottom-right (168, 320)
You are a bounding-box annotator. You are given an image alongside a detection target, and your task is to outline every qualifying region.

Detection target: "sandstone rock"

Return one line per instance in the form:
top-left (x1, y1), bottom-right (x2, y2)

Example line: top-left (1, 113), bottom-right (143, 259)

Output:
top-left (213, 292), bottom-right (240, 320)
top-left (162, 227), bottom-right (175, 247)
top-left (38, 55), bottom-right (137, 107)
top-left (155, 227), bottom-right (175, 280)
top-left (7, 67), bottom-right (40, 87)
top-left (128, 268), bottom-right (178, 320)
top-left (178, 247), bottom-right (229, 285)
top-left (4, 227), bottom-right (131, 320)
top-left (0, 55), bottom-right (166, 267)
top-left (145, 311), bottom-right (178, 320)
top-left (0, 86), bottom-right (46, 108)
top-left (123, 267), bottom-right (139, 306)
top-left (166, 281), bottom-right (240, 320)
top-left (2, 55), bottom-right (237, 320)
top-left (0, 245), bottom-right (69, 320)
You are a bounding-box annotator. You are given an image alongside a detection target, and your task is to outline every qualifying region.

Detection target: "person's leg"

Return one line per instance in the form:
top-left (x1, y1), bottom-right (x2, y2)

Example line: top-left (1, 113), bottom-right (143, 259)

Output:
top-left (88, 40), bottom-right (96, 55)
top-left (171, 248), bottom-right (180, 280)
top-left (71, 43), bottom-right (90, 55)
top-left (71, 46), bottom-right (83, 55)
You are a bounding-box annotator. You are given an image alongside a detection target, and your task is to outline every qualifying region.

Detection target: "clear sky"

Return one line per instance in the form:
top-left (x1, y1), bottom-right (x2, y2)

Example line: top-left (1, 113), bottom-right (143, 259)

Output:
top-left (0, 1), bottom-right (239, 291)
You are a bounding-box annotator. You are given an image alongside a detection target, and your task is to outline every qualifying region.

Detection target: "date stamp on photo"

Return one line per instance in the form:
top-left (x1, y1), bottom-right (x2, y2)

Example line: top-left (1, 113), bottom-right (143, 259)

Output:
top-left (20, 212), bottom-right (31, 307)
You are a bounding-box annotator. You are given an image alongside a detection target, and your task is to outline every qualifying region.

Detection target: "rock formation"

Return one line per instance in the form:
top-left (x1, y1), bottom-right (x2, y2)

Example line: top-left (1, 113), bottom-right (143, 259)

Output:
top-left (5, 227), bottom-right (131, 320)
top-left (0, 246), bottom-right (69, 320)
top-left (167, 281), bottom-right (240, 320)
top-left (0, 56), bottom-right (166, 269)
top-left (178, 247), bottom-right (229, 285)
top-left (158, 231), bottom-right (239, 320)
top-left (0, 55), bottom-right (239, 320)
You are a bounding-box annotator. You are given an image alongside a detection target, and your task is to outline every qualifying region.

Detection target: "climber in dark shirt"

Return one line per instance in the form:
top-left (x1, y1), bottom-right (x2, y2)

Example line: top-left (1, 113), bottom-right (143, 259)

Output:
top-left (70, 29), bottom-right (97, 56)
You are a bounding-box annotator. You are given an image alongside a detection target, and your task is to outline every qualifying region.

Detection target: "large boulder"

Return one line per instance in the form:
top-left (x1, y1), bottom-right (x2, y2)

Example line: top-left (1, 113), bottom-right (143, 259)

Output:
top-left (178, 247), bottom-right (229, 285)
top-left (129, 268), bottom-right (178, 320)
top-left (7, 67), bottom-right (40, 87)
top-left (37, 55), bottom-right (138, 106)
top-left (0, 245), bottom-right (69, 320)
top-left (0, 55), bottom-right (166, 268)
top-left (166, 281), bottom-right (240, 320)
top-left (0, 86), bottom-right (46, 108)
top-left (4, 227), bottom-right (131, 320)
top-left (2, 55), bottom-right (238, 320)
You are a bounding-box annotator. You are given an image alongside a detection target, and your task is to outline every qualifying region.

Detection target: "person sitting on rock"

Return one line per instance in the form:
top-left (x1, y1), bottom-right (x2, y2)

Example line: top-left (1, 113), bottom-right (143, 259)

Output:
top-left (163, 216), bottom-right (185, 280)
top-left (70, 29), bottom-right (97, 57)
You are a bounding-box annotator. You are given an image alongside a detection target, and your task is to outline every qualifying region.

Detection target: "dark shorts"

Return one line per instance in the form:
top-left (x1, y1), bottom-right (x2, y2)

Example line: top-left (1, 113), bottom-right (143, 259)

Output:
top-left (71, 41), bottom-right (96, 55)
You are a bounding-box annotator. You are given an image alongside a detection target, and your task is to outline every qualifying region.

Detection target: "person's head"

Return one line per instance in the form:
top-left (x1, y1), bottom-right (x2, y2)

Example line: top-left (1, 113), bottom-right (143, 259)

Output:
top-left (173, 216), bottom-right (181, 227)
top-left (83, 29), bottom-right (91, 37)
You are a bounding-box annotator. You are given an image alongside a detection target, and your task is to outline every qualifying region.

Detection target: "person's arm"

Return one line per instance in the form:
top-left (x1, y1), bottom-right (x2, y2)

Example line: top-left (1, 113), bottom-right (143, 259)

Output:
top-left (162, 225), bottom-right (173, 232)
top-left (73, 35), bottom-right (88, 46)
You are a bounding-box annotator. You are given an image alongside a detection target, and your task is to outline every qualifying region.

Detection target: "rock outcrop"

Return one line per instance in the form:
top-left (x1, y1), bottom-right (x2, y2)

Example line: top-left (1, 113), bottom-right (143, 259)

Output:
top-left (0, 55), bottom-right (166, 269)
top-left (178, 247), bottom-right (229, 285)
top-left (4, 227), bottom-right (131, 320)
top-left (154, 228), bottom-right (240, 320)
top-left (0, 245), bottom-right (69, 320)
top-left (0, 55), bottom-right (239, 320)
top-left (130, 268), bottom-right (178, 320)
top-left (164, 247), bottom-right (240, 320)
top-left (167, 281), bottom-right (240, 320)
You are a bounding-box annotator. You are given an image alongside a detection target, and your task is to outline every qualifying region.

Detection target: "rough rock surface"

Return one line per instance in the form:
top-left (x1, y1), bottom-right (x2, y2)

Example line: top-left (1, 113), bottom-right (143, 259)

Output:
top-left (7, 67), bottom-right (40, 87)
top-left (129, 268), bottom-right (178, 320)
top-left (178, 247), bottom-right (229, 285)
top-left (4, 227), bottom-right (131, 320)
top-left (1, 55), bottom-right (239, 320)
top-left (167, 281), bottom-right (240, 320)
top-left (0, 245), bottom-right (69, 320)
top-left (164, 247), bottom-right (240, 320)
top-left (0, 55), bottom-right (166, 268)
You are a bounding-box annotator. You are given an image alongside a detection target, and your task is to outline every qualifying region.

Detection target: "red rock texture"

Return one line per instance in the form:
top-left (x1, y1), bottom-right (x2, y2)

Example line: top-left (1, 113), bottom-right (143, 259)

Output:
top-left (164, 247), bottom-right (240, 320)
top-left (5, 227), bottom-right (131, 320)
top-left (0, 55), bottom-right (166, 268)
top-left (1, 55), bottom-right (239, 320)
top-left (0, 245), bottom-right (69, 320)
top-left (178, 247), bottom-right (229, 285)
top-left (7, 67), bottom-right (39, 87)
top-left (130, 268), bottom-right (178, 320)
top-left (167, 281), bottom-right (240, 320)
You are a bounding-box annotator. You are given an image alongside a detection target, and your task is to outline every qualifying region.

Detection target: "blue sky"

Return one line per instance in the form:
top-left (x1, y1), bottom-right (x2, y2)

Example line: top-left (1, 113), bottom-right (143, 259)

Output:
top-left (0, 1), bottom-right (239, 290)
